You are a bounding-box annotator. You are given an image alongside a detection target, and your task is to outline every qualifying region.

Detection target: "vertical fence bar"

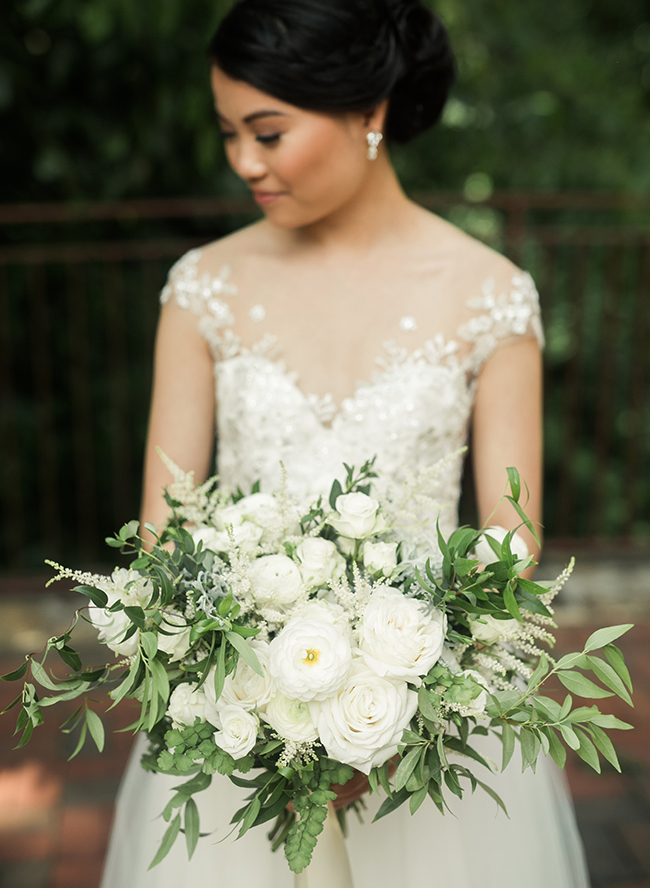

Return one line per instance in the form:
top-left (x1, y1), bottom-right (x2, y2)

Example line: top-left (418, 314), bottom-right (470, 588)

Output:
top-left (27, 264), bottom-right (62, 557)
top-left (65, 263), bottom-right (99, 560)
top-left (0, 265), bottom-right (27, 566)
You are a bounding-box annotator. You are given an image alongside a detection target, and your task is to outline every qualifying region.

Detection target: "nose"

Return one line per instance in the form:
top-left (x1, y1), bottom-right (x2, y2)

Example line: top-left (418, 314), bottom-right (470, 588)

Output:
top-left (229, 138), bottom-right (267, 183)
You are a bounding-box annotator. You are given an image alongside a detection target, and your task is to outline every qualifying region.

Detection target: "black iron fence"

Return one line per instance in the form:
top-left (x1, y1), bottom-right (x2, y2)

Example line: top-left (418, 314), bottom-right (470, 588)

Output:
top-left (1, 193), bottom-right (649, 570)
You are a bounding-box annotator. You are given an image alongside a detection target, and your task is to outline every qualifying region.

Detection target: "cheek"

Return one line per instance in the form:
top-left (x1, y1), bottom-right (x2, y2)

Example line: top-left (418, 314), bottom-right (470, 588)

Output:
top-left (280, 127), bottom-right (365, 205)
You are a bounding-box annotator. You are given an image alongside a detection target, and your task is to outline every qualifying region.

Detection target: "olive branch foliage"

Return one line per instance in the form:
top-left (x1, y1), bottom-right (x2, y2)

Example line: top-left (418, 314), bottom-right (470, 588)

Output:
top-left (1, 464), bottom-right (634, 874)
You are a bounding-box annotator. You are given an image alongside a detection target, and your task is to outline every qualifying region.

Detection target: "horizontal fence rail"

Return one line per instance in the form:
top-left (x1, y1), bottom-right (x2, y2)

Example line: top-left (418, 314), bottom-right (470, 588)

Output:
top-left (0, 193), bottom-right (649, 570)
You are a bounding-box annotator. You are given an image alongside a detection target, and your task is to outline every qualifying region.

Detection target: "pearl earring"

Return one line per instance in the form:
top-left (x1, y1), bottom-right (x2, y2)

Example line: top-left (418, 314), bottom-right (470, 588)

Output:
top-left (366, 130), bottom-right (383, 161)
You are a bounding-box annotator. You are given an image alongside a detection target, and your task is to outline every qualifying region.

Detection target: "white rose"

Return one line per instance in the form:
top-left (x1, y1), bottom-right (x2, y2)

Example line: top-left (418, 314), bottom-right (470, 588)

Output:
top-left (468, 614), bottom-right (519, 644)
top-left (88, 569), bottom-right (153, 657)
top-left (269, 615), bottom-right (352, 703)
top-left (213, 502), bottom-right (246, 531)
top-left (310, 657), bottom-right (418, 775)
top-left (210, 640), bottom-right (274, 713)
top-left (363, 541), bottom-right (398, 578)
top-left (157, 610), bottom-right (192, 662)
top-left (167, 683), bottom-right (220, 728)
top-left (263, 691), bottom-right (318, 743)
top-left (249, 554), bottom-right (304, 613)
top-left (193, 523), bottom-right (262, 555)
top-left (296, 538), bottom-right (346, 588)
top-left (474, 526), bottom-right (529, 564)
top-left (360, 589), bottom-right (446, 685)
top-left (213, 705), bottom-right (259, 760)
top-left (446, 670), bottom-right (490, 717)
top-left (328, 493), bottom-right (385, 539)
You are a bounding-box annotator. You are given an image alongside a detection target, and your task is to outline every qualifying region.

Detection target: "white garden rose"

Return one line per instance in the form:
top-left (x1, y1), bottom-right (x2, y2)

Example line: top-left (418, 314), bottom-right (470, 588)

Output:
top-left (213, 705), bottom-right (259, 760)
top-left (215, 640), bottom-right (274, 712)
top-left (167, 683), bottom-right (220, 728)
top-left (360, 589), bottom-right (446, 685)
top-left (213, 502), bottom-right (246, 531)
top-left (193, 523), bottom-right (262, 555)
top-left (363, 541), bottom-right (398, 578)
top-left (468, 614), bottom-right (519, 644)
top-left (262, 691), bottom-right (318, 743)
top-left (296, 538), bottom-right (346, 588)
top-left (446, 670), bottom-right (490, 717)
top-left (88, 569), bottom-right (153, 657)
top-left (249, 554), bottom-right (304, 613)
top-left (310, 656), bottom-right (418, 774)
top-left (269, 614), bottom-right (352, 703)
top-left (157, 610), bottom-right (192, 662)
top-left (328, 493), bottom-right (385, 539)
top-left (474, 526), bottom-right (529, 564)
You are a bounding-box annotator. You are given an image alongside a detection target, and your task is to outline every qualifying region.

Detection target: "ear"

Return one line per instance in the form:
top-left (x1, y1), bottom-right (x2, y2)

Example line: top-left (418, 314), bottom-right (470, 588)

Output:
top-left (362, 99), bottom-right (389, 134)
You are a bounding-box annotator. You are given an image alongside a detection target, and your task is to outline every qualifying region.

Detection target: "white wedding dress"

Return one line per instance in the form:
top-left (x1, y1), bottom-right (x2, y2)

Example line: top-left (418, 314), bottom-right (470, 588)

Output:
top-left (100, 246), bottom-right (589, 888)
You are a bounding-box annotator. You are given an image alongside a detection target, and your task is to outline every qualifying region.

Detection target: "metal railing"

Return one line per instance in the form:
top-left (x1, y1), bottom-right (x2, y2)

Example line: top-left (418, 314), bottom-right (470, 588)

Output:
top-left (1, 193), bottom-right (649, 569)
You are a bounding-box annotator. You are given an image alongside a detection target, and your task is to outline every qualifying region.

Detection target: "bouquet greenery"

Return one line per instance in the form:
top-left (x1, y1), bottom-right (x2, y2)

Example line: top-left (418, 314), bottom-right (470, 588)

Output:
top-left (2, 455), bottom-right (634, 874)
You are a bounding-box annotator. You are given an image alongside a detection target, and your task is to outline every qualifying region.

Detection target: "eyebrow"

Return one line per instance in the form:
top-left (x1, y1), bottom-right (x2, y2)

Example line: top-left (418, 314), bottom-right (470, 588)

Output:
top-left (215, 109), bottom-right (288, 125)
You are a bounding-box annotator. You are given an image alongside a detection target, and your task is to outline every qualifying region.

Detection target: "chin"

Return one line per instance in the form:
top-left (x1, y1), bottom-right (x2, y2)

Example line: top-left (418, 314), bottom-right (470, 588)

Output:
top-left (262, 201), bottom-right (340, 231)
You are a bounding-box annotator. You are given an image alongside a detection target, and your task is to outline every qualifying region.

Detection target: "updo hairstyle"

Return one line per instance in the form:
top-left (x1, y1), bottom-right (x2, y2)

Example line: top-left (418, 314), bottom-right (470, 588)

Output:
top-left (207, 0), bottom-right (456, 143)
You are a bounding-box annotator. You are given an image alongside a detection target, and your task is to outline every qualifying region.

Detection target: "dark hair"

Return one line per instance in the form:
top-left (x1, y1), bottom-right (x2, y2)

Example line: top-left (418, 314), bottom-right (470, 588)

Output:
top-left (207, 0), bottom-right (456, 143)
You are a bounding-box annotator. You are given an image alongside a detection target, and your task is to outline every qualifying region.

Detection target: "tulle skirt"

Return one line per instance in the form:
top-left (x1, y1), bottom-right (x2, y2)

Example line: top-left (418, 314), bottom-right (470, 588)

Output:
top-left (100, 732), bottom-right (589, 888)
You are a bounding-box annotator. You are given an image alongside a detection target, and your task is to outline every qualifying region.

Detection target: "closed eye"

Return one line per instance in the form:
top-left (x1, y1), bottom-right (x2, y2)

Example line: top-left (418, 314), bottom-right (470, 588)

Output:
top-left (256, 133), bottom-right (281, 145)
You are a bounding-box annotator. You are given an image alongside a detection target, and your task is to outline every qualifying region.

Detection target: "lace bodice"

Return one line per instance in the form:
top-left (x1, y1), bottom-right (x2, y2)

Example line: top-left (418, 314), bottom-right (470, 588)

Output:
top-left (160, 248), bottom-right (543, 536)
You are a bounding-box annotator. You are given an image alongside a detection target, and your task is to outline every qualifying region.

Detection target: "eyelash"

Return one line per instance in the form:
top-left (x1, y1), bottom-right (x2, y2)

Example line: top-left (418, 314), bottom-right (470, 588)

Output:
top-left (218, 132), bottom-right (281, 145)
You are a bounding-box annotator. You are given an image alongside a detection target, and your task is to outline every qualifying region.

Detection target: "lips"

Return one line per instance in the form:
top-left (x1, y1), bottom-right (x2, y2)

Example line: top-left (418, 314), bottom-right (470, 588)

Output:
top-left (252, 191), bottom-right (285, 206)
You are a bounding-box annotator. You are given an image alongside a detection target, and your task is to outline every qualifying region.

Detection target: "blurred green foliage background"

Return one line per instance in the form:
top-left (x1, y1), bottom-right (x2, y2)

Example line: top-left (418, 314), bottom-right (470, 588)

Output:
top-left (2, 0), bottom-right (650, 202)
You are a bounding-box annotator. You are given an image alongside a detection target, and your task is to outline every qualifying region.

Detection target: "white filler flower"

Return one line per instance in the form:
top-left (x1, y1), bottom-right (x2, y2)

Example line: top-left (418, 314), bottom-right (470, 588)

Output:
top-left (310, 657), bottom-right (418, 774)
top-left (269, 614), bottom-right (352, 703)
top-left (216, 640), bottom-right (274, 712)
top-left (263, 691), bottom-right (318, 743)
top-left (360, 589), bottom-right (446, 685)
top-left (193, 523), bottom-right (262, 555)
top-left (213, 705), bottom-right (259, 759)
top-left (296, 537), bottom-right (346, 588)
top-left (474, 526), bottom-right (529, 564)
top-left (328, 492), bottom-right (385, 539)
top-left (167, 683), bottom-right (220, 728)
top-left (249, 554), bottom-right (304, 613)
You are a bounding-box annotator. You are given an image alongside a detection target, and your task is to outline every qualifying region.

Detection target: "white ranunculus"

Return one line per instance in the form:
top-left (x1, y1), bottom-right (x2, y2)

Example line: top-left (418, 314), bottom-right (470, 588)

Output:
top-left (213, 502), bottom-right (246, 531)
top-left (167, 683), bottom-right (220, 728)
top-left (262, 691), bottom-right (318, 743)
top-left (328, 493), bottom-right (385, 539)
top-left (249, 554), bottom-right (304, 613)
top-left (474, 526), bottom-right (529, 564)
top-left (359, 589), bottom-right (446, 685)
top-left (269, 614), bottom-right (352, 703)
top-left (468, 614), bottom-right (520, 644)
top-left (193, 523), bottom-right (262, 555)
top-left (298, 600), bottom-right (353, 640)
top-left (88, 568), bottom-right (153, 657)
top-left (213, 705), bottom-right (259, 760)
top-left (446, 670), bottom-right (490, 717)
top-left (215, 640), bottom-right (274, 712)
top-left (296, 538), bottom-right (346, 588)
top-left (310, 657), bottom-right (418, 774)
top-left (363, 541), bottom-right (398, 578)
top-left (157, 610), bottom-right (192, 662)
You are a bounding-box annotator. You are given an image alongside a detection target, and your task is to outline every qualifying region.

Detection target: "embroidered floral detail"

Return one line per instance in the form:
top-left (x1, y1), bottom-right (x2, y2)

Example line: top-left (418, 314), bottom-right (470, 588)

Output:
top-left (399, 315), bottom-right (418, 333)
top-left (250, 305), bottom-right (266, 323)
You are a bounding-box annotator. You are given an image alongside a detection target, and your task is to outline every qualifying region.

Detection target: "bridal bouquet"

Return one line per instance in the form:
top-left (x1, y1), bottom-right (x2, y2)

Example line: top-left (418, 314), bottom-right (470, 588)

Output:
top-left (2, 455), bottom-right (634, 874)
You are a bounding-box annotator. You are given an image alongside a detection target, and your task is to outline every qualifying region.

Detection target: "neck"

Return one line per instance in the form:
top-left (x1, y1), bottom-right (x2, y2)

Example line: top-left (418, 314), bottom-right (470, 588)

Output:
top-left (288, 155), bottom-right (415, 254)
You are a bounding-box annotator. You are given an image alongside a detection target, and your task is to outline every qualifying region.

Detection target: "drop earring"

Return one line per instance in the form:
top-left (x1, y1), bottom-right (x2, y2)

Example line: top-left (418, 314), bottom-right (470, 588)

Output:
top-left (366, 130), bottom-right (383, 161)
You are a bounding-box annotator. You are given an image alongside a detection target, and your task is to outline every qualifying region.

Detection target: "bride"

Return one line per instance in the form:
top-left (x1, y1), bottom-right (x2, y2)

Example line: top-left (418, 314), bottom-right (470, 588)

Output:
top-left (101, 0), bottom-right (589, 885)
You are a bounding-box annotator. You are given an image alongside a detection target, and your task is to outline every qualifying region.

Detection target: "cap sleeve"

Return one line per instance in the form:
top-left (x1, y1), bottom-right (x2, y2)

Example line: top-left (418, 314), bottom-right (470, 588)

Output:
top-left (160, 248), bottom-right (240, 360)
top-left (458, 271), bottom-right (544, 376)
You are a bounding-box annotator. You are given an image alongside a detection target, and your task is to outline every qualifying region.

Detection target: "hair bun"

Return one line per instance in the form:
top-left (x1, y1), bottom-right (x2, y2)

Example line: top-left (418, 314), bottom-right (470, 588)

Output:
top-left (383, 0), bottom-right (457, 142)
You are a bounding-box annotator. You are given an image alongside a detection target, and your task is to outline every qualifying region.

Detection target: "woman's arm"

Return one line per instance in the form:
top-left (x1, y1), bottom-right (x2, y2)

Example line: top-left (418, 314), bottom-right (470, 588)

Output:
top-left (140, 301), bottom-right (216, 538)
top-left (471, 336), bottom-right (543, 565)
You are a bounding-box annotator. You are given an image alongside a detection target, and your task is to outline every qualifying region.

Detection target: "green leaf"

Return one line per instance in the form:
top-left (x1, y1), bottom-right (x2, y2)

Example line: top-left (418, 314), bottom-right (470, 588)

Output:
top-left (519, 728), bottom-right (540, 772)
top-left (587, 724), bottom-right (620, 772)
top-left (409, 784), bottom-right (428, 815)
top-left (329, 479), bottom-right (343, 511)
top-left (558, 724), bottom-right (580, 750)
top-left (394, 746), bottom-right (423, 793)
top-left (73, 584), bottom-right (109, 607)
top-left (418, 686), bottom-right (440, 722)
top-left (213, 641), bottom-right (226, 704)
top-left (225, 632), bottom-right (263, 677)
top-left (149, 657), bottom-right (170, 703)
top-left (149, 814), bottom-right (182, 869)
top-left (603, 644), bottom-right (633, 693)
top-left (506, 467), bottom-right (521, 502)
top-left (574, 728), bottom-right (601, 773)
top-left (501, 722), bottom-right (516, 770)
top-left (184, 798), bottom-right (200, 859)
top-left (555, 652), bottom-right (590, 671)
top-left (526, 653), bottom-right (549, 692)
top-left (86, 708), bottom-right (105, 753)
top-left (474, 776), bottom-right (508, 816)
top-left (1, 661), bottom-right (29, 682)
top-left (140, 631), bottom-right (158, 660)
top-left (556, 671), bottom-right (614, 699)
top-left (237, 797), bottom-right (261, 838)
top-left (585, 655), bottom-right (633, 706)
top-left (589, 713), bottom-right (633, 730)
top-left (583, 624), bottom-right (634, 653)
top-left (502, 580), bottom-right (523, 622)
top-left (68, 722), bottom-right (88, 760)
top-left (504, 496), bottom-right (541, 547)
top-left (124, 606), bottom-right (146, 630)
top-left (30, 661), bottom-right (60, 692)
top-left (373, 787), bottom-right (410, 822)
top-left (543, 727), bottom-right (567, 769)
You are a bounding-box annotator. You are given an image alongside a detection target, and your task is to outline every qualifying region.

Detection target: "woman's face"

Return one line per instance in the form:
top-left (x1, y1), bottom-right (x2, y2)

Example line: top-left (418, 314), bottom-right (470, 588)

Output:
top-left (210, 67), bottom-right (380, 229)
